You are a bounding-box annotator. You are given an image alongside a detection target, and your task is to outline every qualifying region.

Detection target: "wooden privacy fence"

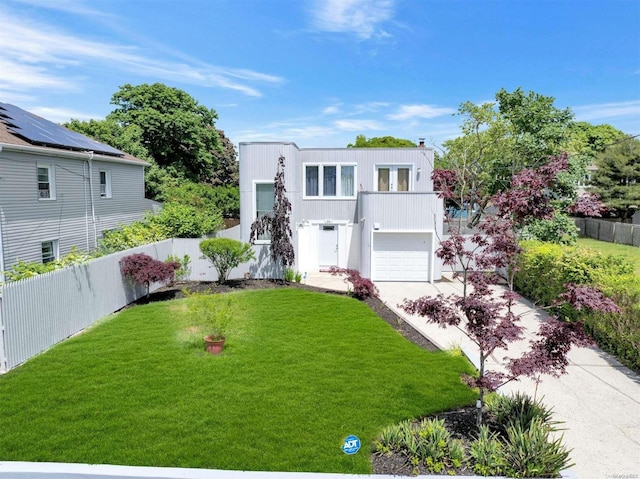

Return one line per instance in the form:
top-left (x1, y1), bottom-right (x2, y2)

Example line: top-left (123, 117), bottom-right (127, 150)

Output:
top-left (574, 218), bottom-right (640, 246)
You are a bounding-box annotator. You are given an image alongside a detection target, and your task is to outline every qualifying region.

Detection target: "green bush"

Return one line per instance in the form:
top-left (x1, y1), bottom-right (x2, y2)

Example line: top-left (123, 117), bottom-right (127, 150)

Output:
top-left (469, 426), bottom-right (504, 476)
top-left (100, 221), bottom-right (170, 254)
top-left (283, 268), bottom-right (295, 282)
top-left (3, 247), bottom-right (96, 282)
top-left (502, 418), bottom-right (573, 478)
top-left (515, 241), bottom-right (640, 372)
top-left (166, 254), bottom-right (191, 282)
top-left (486, 392), bottom-right (556, 437)
top-left (522, 212), bottom-right (578, 245)
top-left (148, 202), bottom-right (221, 238)
top-left (199, 238), bottom-right (255, 284)
top-left (374, 418), bottom-right (467, 474)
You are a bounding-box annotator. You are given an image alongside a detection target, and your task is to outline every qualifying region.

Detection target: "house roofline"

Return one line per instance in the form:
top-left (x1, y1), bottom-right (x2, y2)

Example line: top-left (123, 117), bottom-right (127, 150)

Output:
top-left (0, 142), bottom-right (149, 166)
top-left (238, 141), bottom-right (434, 152)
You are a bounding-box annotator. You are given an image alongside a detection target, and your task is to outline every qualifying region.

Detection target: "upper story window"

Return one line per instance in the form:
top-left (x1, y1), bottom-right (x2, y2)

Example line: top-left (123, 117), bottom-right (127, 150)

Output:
top-left (41, 240), bottom-right (58, 264)
top-left (304, 164), bottom-right (356, 198)
top-left (37, 163), bottom-right (56, 200)
top-left (100, 170), bottom-right (112, 198)
top-left (376, 165), bottom-right (411, 192)
top-left (255, 182), bottom-right (274, 242)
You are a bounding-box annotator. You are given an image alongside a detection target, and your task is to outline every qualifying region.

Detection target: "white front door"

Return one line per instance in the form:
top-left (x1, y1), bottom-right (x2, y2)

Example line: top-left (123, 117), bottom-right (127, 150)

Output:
top-left (319, 225), bottom-right (338, 268)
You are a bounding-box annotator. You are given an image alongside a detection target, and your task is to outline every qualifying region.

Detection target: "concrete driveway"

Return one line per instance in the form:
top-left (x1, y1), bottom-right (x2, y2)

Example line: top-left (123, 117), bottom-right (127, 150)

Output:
top-left (373, 279), bottom-right (640, 479)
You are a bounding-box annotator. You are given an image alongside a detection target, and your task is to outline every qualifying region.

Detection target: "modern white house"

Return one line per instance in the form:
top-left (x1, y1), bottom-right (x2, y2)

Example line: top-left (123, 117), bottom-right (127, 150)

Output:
top-left (239, 142), bottom-right (444, 282)
top-left (0, 102), bottom-right (157, 277)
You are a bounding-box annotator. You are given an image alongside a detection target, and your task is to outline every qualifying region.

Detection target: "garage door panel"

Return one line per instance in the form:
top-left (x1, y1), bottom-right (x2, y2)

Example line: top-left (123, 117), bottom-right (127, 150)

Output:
top-left (372, 233), bottom-right (431, 282)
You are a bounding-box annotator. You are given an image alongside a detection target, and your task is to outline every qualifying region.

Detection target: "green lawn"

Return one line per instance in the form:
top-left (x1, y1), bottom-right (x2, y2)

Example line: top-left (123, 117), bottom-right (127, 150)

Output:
top-left (0, 288), bottom-right (475, 473)
top-left (577, 237), bottom-right (640, 274)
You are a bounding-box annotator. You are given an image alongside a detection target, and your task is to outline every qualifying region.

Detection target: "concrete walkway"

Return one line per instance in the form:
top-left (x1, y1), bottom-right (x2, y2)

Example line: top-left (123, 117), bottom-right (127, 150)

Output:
top-left (306, 273), bottom-right (640, 479)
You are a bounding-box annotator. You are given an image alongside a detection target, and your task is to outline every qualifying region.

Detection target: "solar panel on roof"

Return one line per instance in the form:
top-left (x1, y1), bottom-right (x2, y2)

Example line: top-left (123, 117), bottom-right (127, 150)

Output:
top-left (0, 102), bottom-right (124, 157)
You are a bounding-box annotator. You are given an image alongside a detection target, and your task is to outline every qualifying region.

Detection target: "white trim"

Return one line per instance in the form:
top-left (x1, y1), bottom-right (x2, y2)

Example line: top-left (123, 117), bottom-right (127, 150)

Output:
top-left (36, 163), bottom-right (56, 200)
top-left (0, 142), bottom-right (148, 166)
top-left (252, 180), bottom-right (274, 244)
top-left (303, 163), bottom-right (357, 199)
top-left (99, 169), bottom-right (112, 199)
top-left (41, 238), bottom-right (59, 264)
top-left (374, 164), bottom-right (413, 192)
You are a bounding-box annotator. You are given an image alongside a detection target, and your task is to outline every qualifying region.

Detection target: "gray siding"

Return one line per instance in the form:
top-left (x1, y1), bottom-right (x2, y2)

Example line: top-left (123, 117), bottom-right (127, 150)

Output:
top-left (238, 142), bottom-right (439, 276)
top-left (0, 148), bottom-right (152, 272)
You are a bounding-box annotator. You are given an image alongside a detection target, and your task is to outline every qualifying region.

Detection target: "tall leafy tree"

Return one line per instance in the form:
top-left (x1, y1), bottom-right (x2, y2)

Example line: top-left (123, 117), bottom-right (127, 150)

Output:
top-left (210, 129), bottom-right (239, 187)
top-left (437, 88), bottom-right (575, 226)
top-left (404, 155), bottom-right (620, 427)
top-left (109, 83), bottom-right (220, 182)
top-left (592, 137), bottom-right (640, 220)
top-left (348, 135), bottom-right (417, 148)
top-left (250, 156), bottom-right (294, 273)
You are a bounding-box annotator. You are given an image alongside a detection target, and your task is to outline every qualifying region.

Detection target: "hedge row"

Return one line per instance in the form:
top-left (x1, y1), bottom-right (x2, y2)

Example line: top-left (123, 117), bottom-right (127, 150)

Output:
top-left (514, 241), bottom-right (640, 373)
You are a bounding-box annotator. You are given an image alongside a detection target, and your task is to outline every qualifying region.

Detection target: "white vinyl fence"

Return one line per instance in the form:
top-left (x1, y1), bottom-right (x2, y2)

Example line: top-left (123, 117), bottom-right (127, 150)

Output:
top-left (0, 235), bottom-right (268, 373)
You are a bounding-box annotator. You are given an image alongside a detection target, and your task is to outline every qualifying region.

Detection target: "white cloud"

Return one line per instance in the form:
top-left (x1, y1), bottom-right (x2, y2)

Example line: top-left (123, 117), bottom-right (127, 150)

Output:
top-left (574, 100), bottom-right (640, 122)
top-left (0, 6), bottom-right (284, 98)
top-left (28, 106), bottom-right (102, 123)
top-left (323, 105), bottom-right (341, 115)
top-left (387, 104), bottom-right (456, 121)
top-left (309, 0), bottom-right (395, 39)
top-left (0, 58), bottom-right (76, 92)
top-left (334, 119), bottom-right (383, 131)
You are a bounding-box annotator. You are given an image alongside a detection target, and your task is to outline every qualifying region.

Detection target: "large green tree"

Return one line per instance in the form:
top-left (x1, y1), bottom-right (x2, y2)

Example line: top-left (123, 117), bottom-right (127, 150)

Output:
top-left (210, 129), bottom-right (239, 187)
top-left (348, 135), bottom-right (417, 148)
top-left (437, 88), bottom-right (575, 226)
top-left (109, 83), bottom-right (220, 182)
top-left (592, 137), bottom-right (640, 220)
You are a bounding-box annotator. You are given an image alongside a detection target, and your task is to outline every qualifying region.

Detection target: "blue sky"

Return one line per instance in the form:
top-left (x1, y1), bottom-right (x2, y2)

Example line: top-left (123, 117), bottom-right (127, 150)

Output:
top-left (1, 0), bottom-right (639, 148)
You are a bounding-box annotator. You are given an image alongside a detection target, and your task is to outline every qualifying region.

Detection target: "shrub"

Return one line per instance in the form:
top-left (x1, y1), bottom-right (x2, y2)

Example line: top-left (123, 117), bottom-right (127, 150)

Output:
top-left (515, 241), bottom-right (640, 372)
top-left (283, 267), bottom-right (295, 282)
top-left (166, 254), bottom-right (191, 282)
top-left (521, 212), bottom-right (578, 245)
top-left (199, 238), bottom-right (255, 284)
top-left (120, 253), bottom-right (179, 297)
top-left (374, 418), bottom-right (464, 474)
top-left (148, 202), bottom-right (221, 238)
top-left (294, 271), bottom-right (302, 283)
top-left (3, 247), bottom-right (96, 282)
top-left (100, 221), bottom-right (170, 254)
top-left (502, 418), bottom-right (573, 478)
top-left (486, 392), bottom-right (555, 437)
top-left (329, 267), bottom-right (378, 300)
top-left (185, 292), bottom-right (233, 340)
top-left (469, 426), bottom-right (504, 476)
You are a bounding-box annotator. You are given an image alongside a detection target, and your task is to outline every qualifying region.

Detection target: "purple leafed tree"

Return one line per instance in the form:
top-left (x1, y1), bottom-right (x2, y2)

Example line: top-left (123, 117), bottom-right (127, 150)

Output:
top-left (120, 253), bottom-right (179, 297)
top-left (402, 154), bottom-right (620, 427)
top-left (250, 155), bottom-right (295, 274)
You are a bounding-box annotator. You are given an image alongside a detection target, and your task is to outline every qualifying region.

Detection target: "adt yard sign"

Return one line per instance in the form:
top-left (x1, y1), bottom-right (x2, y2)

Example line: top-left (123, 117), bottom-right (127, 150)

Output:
top-left (342, 435), bottom-right (361, 455)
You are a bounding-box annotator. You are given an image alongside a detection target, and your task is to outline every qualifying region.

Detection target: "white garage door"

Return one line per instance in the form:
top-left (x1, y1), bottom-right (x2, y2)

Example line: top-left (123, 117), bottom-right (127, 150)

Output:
top-left (372, 233), bottom-right (431, 281)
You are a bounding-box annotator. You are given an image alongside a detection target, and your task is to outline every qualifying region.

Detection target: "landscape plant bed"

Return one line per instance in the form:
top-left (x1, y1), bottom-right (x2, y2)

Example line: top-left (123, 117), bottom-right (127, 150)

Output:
top-left (0, 286), bottom-right (474, 474)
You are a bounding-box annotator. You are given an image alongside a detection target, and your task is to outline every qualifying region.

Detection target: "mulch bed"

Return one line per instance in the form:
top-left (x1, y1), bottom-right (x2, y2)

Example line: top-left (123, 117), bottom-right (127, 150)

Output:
top-left (143, 279), bottom-right (478, 476)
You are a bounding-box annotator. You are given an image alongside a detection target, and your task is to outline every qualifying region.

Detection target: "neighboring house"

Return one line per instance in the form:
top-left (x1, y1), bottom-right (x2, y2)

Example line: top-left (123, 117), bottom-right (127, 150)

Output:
top-left (0, 102), bottom-right (157, 277)
top-left (239, 142), bottom-right (444, 282)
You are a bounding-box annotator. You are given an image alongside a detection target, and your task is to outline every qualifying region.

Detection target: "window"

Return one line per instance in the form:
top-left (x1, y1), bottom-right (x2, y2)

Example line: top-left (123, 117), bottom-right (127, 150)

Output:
top-left (99, 170), bottom-right (112, 198)
top-left (304, 164), bottom-right (356, 198)
top-left (376, 166), bottom-right (411, 192)
top-left (41, 240), bottom-right (58, 264)
top-left (37, 164), bottom-right (55, 200)
top-left (255, 182), bottom-right (274, 242)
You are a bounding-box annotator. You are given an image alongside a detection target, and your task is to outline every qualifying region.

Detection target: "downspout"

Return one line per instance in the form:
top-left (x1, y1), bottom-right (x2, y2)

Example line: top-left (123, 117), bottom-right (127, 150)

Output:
top-left (86, 151), bottom-right (97, 250)
top-left (83, 161), bottom-right (90, 251)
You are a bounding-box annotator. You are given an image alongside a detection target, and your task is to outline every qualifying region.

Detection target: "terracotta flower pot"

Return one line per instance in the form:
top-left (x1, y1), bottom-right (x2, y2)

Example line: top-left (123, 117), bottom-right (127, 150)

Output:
top-left (204, 335), bottom-right (226, 355)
